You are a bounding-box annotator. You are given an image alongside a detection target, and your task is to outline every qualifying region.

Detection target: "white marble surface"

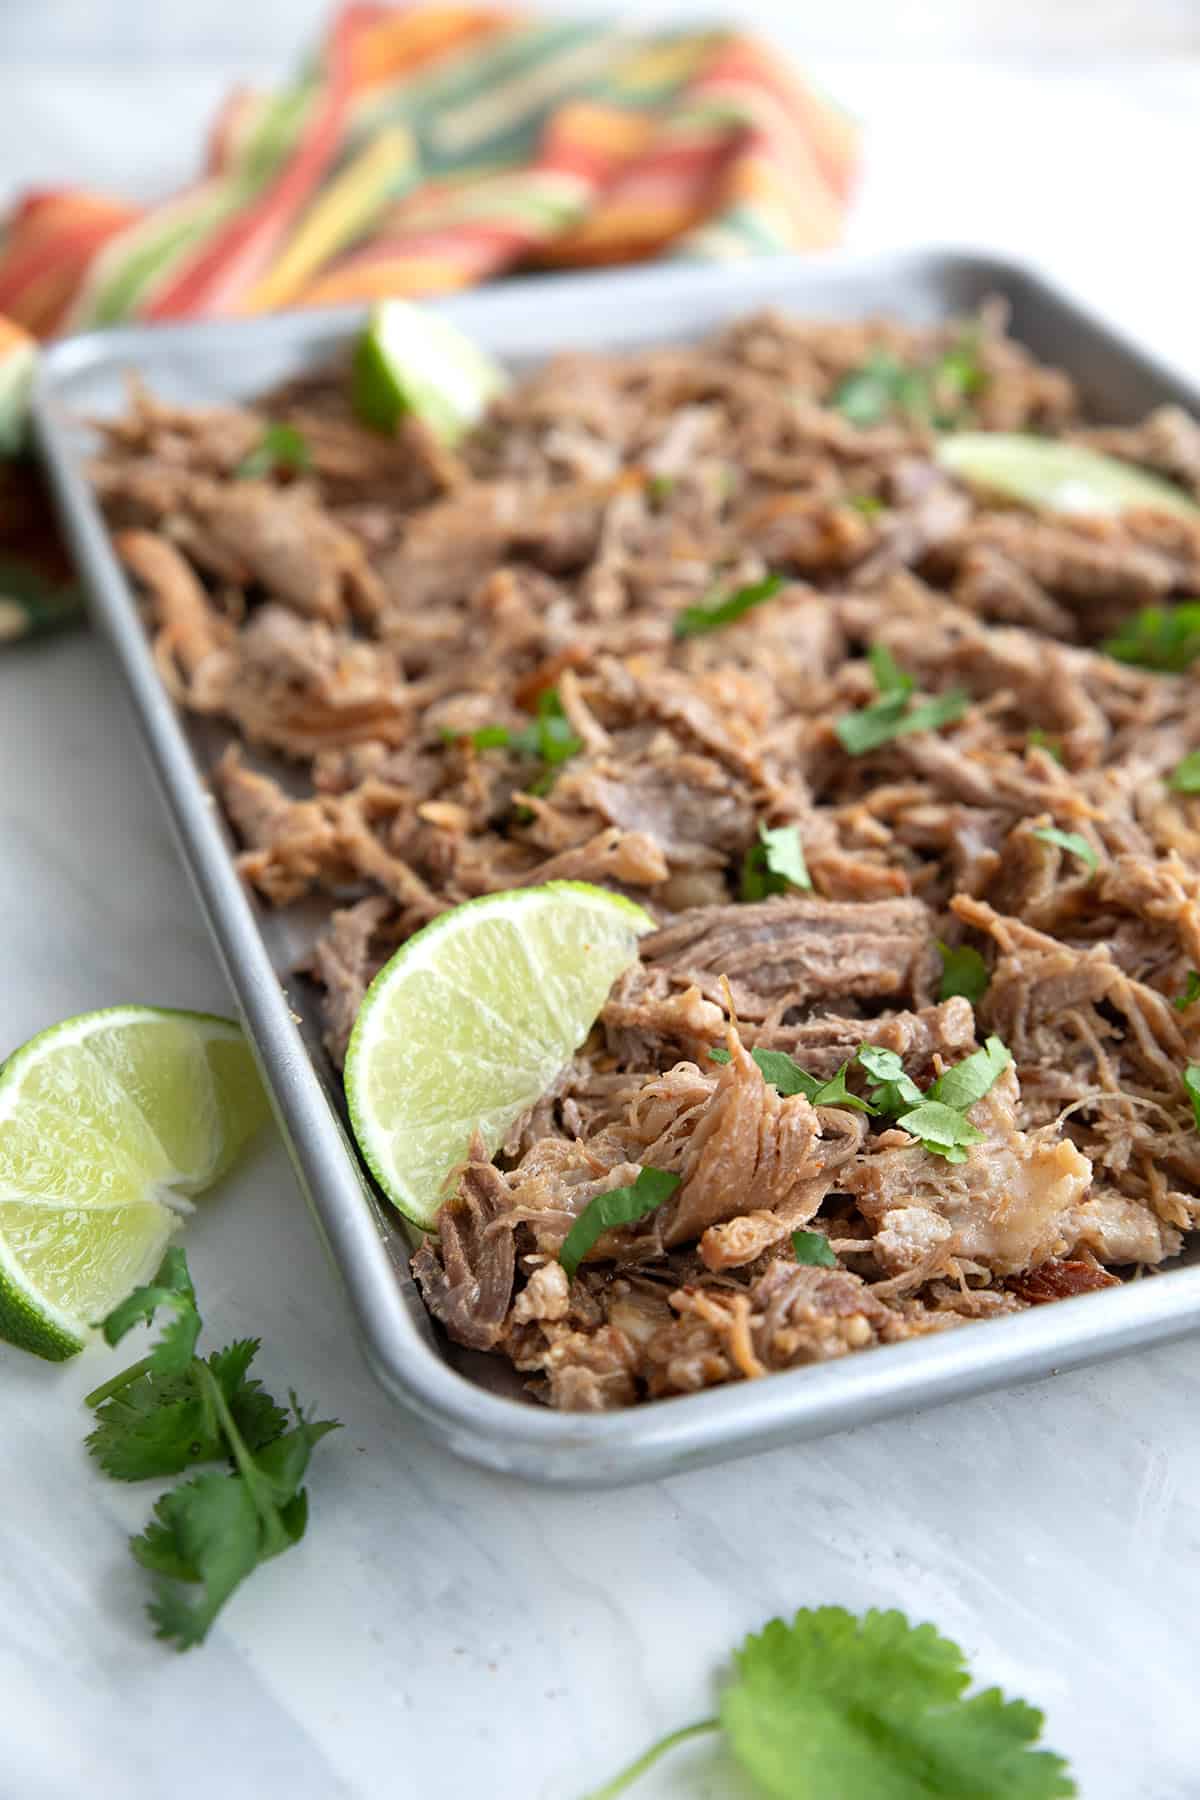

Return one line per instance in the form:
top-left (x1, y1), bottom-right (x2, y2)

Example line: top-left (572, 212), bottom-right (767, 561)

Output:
top-left (3, 34), bottom-right (1200, 1800)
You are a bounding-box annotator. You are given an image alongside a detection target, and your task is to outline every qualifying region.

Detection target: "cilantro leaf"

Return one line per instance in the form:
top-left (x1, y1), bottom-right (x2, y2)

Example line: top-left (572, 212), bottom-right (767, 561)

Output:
top-left (835, 664), bottom-right (968, 757)
top-left (832, 352), bottom-right (907, 426)
top-left (846, 492), bottom-right (885, 518)
top-left (896, 1098), bottom-right (985, 1163)
top-left (1184, 1064), bottom-right (1200, 1132)
top-left (927, 1035), bottom-right (1012, 1112)
top-left (868, 642), bottom-right (913, 698)
top-left (134, 1471), bottom-right (262, 1650)
top-left (1031, 826), bottom-right (1099, 872)
top-left (100, 1247), bottom-right (201, 1377)
top-left (558, 1168), bottom-right (680, 1280)
top-left (86, 1337), bottom-right (290, 1482)
top-left (234, 422), bottom-right (311, 481)
top-left (1104, 603), bottom-right (1200, 672)
top-left (673, 573), bottom-right (785, 638)
top-left (710, 1046), bottom-right (875, 1113)
top-left (792, 1229), bottom-right (838, 1268)
top-left (855, 1044), bottom-right (924, 1115)
top-left (720, 1608), bottom-right (1076, 1800)
top-left (741, 823), bottom-right (811, 901)
top-left (832, 335), bottom-right (983, 431)
top-left (646, 473), bottom-right (674, 505)
top-left (1169, 750), bottom-right (1200, 793)
top-left (1174, 970), bottom-right (1200, 1011)
top-left (937, 941), bottom-right (989, 1004)
top-left (1026, 727), bottom-right (1064, 764)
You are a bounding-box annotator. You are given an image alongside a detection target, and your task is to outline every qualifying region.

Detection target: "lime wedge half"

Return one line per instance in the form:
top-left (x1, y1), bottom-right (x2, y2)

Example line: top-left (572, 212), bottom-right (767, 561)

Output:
top-left (351, 299), bottom-right (509, 445)
top-left (936, 433), bottom-right (1200, 521)
top-left (0, 1006), bottom-right (269, 1360)
top-left (345, 883), bottom-right (654, 1227)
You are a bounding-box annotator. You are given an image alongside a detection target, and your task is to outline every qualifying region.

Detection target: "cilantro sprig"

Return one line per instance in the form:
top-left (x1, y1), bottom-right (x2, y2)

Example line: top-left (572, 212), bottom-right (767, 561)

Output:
top-left (584, 1606), bottom-right (1075, 1799)
top-left (741, 823), bottom-right (812, 901)
top-left (84, 1249), bottom-right (338, 1650)
top-left (834, 646), bottom-right (968, 756)
top-left (673, 573), bottom-right (786, 638)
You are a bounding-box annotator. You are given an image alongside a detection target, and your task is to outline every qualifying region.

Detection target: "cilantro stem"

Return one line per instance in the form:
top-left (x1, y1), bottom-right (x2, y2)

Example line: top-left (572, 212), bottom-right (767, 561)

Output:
top-left (581, 1719), bottom-right (719, 1799)
top-left (84, 1353), bottom-right (157, 1410)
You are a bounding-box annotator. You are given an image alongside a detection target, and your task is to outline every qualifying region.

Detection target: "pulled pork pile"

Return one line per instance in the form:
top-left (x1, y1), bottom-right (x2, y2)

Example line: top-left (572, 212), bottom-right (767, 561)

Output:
top-left (98, 305), bottom-right (1200, 1410)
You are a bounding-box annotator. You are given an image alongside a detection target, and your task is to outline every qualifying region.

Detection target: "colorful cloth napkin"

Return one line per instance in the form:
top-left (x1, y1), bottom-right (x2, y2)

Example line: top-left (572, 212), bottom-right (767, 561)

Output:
top-left (0, 3), bottom-right (858, 637)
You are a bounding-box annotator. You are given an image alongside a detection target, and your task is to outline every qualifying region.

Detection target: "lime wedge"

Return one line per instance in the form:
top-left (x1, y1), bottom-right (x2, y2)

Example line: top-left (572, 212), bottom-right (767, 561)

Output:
top-left (350, 299), bottom-right (508, 445)
top-left (345, 883), bottom-right (654, 1227)
top-left (936, 433), bottom-right (1200, 521)
top-left (0, 1006), bottom-right (269, 1360)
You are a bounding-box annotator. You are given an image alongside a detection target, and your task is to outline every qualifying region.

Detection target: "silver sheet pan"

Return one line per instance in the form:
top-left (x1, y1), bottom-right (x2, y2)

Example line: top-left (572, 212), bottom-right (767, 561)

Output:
top-left (32, 248), bottom-right (1200, 1486)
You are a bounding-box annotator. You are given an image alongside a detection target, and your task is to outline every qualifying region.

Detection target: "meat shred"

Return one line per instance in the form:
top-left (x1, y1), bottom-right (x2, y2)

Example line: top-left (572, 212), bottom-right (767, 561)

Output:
top-left (100, 303), bottom-right (1200, 1409)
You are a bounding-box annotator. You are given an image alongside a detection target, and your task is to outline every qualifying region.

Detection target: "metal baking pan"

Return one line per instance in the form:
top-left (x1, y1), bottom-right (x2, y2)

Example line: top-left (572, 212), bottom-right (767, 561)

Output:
top-left (32, 248), bottom-right (1200, 1486)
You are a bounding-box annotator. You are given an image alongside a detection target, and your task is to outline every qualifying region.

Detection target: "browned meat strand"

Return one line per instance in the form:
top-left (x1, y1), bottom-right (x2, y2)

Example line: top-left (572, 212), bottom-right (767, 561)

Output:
top-left (100, 302), bottom-right (1200, 1410)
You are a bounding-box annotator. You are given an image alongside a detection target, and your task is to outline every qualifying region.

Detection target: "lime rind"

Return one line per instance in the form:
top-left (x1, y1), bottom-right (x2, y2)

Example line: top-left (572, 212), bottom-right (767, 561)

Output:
top-left (345, 883), bottom-right (654, 1228)
top-left (0, 1005), bottom-right (269, 1360)
top-left (351, 298), bottom-right (509, 445)
top-left (936, 432), bottom-right (1200, 521)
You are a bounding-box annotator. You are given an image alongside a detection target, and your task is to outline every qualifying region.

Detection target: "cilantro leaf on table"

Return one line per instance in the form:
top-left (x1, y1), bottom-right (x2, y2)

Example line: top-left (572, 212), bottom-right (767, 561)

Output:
top-left (85, 1251), bottom-right (338, 1649)
top-left (1103, 602), bottom-right (1200, 673)
top-left (741, 823), bottom-right (811, 901)
top-left (937, 941), bottom-right (989, 1004)
top-left (709, 1046), bottom-right (875, 1113)
top-left (583, 1606), bottom-right (1075, 1799)
top-left (1030, 826), bottom-right (1099, 872)
top-left (234, 422), bottom-right (311, 481)
top-left (673, 573), bottom-right (786, 638)
top-left (792, 1230), bottom-right (838, 1268)
top-left (720, 1608), bottom-right (1076, 1800)
top-left (558, 1168), bottom-right (680, 1280)
top-left (99, 1246), bottom-right (201, 1376)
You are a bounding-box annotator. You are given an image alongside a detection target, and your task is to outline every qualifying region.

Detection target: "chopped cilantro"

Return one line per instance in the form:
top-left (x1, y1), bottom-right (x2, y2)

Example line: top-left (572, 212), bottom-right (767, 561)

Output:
top-left (831, 333), bottom-right (984, 431)
top-left (1169, 750), bottom-right (1200, 793)
top-left (895, 1098), bottom-right (985, 1163)
top-left (832, 351), bottom-right (908, 426)
top-left (1031, 826), bottom-right (1099, 872)
top-left (792, 1229), bottom-right (838, 1268)
top-left (234, 422), bottom-right (311, 481)
top-left (927, 1035), bottom-right (1012, 1111)
top-left (709, 1045), bottom-right (875, 1113)
top-left (585, 1606), bottom-right (1075, 1799)
top-left (1184, 1065), bottom-right (1200, 1133)
top-left (855, 1043), bottom-right (924, 1115)
top-left (452, 688), bottom-right (583, 780)
top-left (1174, 970), bottom-right (1200, 1011)
top-left (740, 823), bottom-right (811, 901)
top-left (1104, 603), bottom-right (1200, 673)
top-left (835, 684), bottom-right (969, 756)
top-left (937, 941), bottom-right (989, 1004)
top-left (673, 573), bottom-right (786, 639)
top-left (1027, 727), bottom-right (1064, 764)
top-left (868, 641), bottom-right (913, 697)
top-left (558, 1167), bottom-right (680, 1280)
top-left (846, 492), bottom-right (885, 518)
top-left (646, 473), bottom-right (674, 505)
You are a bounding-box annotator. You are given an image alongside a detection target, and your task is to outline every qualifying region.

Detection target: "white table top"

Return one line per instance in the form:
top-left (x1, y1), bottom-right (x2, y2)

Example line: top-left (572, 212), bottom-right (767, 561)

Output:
top-left (3, 50), bottom-right (1199, 1800)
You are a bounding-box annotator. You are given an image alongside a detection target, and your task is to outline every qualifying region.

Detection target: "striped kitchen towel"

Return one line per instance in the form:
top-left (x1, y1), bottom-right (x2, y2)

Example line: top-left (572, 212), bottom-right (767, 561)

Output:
top-left (0, 2), bottom-right (857, 636)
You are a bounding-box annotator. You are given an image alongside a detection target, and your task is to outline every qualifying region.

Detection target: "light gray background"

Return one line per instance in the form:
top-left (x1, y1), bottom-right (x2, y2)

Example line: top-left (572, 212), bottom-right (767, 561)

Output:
top-left (2, 6), bottom-right (1198, 1798)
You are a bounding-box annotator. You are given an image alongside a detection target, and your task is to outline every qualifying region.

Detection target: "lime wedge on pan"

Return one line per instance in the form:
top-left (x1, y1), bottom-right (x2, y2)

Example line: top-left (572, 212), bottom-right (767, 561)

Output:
top-left (0, 1006), bottom-right (269, 1360)
top-left (936, 433), bottom-right (1200, 520)
top-left (351, 298), bottom-right (509, 445)
top-left (345, 883), bottom-right (654, 1228)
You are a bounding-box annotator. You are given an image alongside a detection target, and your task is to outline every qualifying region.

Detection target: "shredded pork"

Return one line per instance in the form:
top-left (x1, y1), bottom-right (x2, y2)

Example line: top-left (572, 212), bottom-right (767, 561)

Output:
top-left (100, 302), bottom-right (1200, 1409)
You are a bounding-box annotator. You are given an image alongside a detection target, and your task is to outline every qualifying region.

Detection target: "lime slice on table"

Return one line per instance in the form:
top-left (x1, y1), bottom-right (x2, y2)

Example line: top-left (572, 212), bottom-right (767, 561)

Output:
top-left (345, 883), bottom-right (654, 1228)
top-left (351, 298), bottom-right (509, 445)
top-left (0, 1006), bottom-right (269, 1361)
top-left (936, 433), bottom-right (1200, 520)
